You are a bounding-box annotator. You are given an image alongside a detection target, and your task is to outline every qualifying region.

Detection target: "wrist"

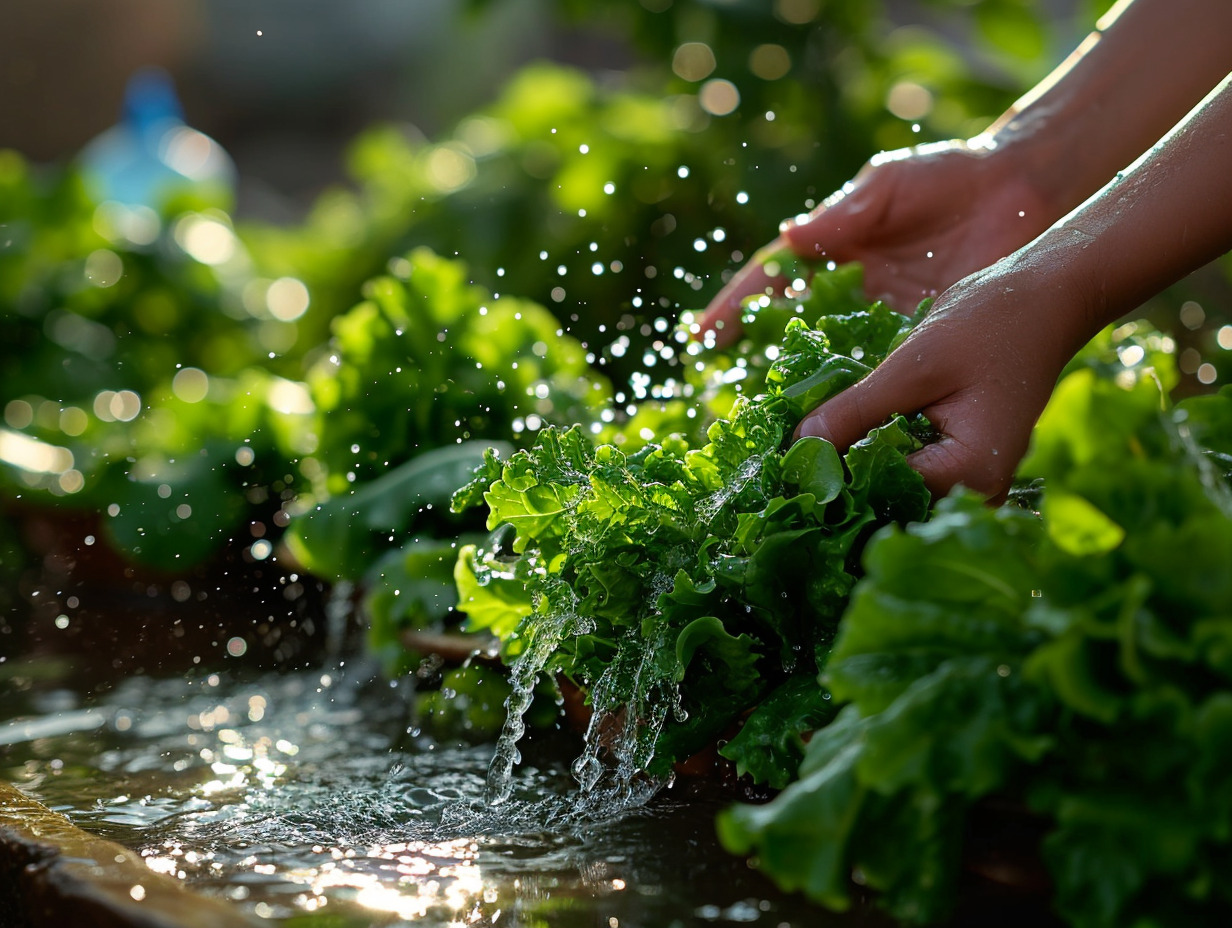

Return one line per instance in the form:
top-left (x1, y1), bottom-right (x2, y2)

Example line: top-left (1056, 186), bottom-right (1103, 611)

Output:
top-left (977, 104), bottom-right (1098, 226)
top-left (984, 228), bottom-right (1111, 368)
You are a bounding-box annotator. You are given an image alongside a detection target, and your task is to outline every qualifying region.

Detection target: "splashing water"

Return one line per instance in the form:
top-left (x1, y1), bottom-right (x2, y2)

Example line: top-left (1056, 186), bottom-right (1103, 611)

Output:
top-left (323, 578), bottom-right (354, 661)
top-left (480, 575), bottom-right (670, 818)
top-left (3, 664), bottom-right (830, 926)
top-left (483, 450), bottom-right (771, 819)
top-left (697, 452), bottom-right (765, 524)
top-left (571, 616), bottom-right (675, 798)
top-left (484, 575), bottom-right (583, 805)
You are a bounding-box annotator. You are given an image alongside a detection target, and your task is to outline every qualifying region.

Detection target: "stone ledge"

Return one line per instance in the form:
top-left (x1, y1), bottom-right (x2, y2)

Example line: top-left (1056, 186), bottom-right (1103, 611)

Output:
top-left (0, 783), bottom-right (262, 928)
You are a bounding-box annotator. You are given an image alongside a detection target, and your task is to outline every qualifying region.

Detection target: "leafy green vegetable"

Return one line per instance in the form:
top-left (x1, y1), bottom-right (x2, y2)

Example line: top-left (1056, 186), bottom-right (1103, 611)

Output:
top-left (284, 441), bottom-right (511, 581)
top-left (282, 249), bottom-right (609, 668)
top-left (453, 280), bottom-right (930, 794)
top-left (305, 248), bottom-right (608, 494)
top-left (363, 536), bottom-right (478, 677)
top-left (719, 361), bottom-right (1232, 927)
top-left (718, 674), bottom-right (841, 790)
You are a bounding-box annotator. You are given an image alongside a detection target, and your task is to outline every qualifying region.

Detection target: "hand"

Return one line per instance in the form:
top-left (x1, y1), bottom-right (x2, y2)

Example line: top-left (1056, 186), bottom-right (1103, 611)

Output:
top-left (697, 138), bottom-right (1057, 347)
top-left (795, 260), bottom-right (1092, 502)
top-left (793, 69), bottom-right (1232, 502)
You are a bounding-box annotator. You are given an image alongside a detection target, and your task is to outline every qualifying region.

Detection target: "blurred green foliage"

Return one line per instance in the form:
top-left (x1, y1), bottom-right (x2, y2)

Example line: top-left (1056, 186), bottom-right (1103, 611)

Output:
top-left (0, 150), bottom-right (312, 570)
top-left (0, 151), bottom-right (280, 401)
top-left (241, 0), bottom-right (1114, 372)
top-left (2, 0), bottom-right (1227, 581)
top-left (305, 248), bottom-right (608, 493)
top-left (719, 372), bottom-right (1232, 927)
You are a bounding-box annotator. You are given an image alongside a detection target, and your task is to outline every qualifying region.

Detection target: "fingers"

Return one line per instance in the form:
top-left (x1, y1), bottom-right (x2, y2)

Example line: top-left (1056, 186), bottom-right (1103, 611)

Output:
top-left (800, 394), bottom-right (1016, 502)
top-left (792, 350), bottom-right (1021, 503)
top-left (696, 175), bottom-right (878, 347)
top-left (906, 439), bottom-right (1015, 504)
top-left (695, 239), bottom-right (789, 348)
top-left (778, 175), bottom-right (877, 258)
top-left (794, 355), bottom-right (928, 451)
top-left (780, 188), bottom-right (858, 261)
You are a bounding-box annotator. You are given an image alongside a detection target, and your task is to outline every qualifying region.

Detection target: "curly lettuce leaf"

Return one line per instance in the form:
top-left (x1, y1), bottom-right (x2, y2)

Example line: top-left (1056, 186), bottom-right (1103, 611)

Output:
top-left (718, 674), bottom-right (840, 789)
top-left (453, 267), bottom-right (929, 791)
top-left (721, 367), bottom-right (1232, 928)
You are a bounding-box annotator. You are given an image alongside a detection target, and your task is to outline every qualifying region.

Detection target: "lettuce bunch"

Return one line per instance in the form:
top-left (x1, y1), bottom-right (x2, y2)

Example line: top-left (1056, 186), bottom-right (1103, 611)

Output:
top-left (452, 278), bottom-right (932, 794)
top-left (720, 370), bottom-right (1232, 927)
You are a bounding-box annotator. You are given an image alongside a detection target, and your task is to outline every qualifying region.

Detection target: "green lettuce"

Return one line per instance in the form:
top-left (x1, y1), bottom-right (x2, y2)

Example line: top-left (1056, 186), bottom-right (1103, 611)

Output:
top-left (719, 367), bottom-right (1232, 927)
top-left (453, 278), bottom-right (931, 789)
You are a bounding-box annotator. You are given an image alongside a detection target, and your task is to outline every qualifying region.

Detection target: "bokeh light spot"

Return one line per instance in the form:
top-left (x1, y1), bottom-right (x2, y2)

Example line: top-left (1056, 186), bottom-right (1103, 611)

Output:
top-left (172, 367), bottom-right (210, 404)
top-left (672, 42), bottom-right (716, 82)
top-left (267, 277), bottom-right (310, 321)
top-left (4, 399), bottom-right (33, 429)
top-left (84, 249), bottom-right (123, 288)
top-left (1179, 301), bottom-right (1205, 330)
top-left (699, 80), bottom-right (740, 116)
top-left (886, 81), bottom-right (934, 121)
top-left (175, 215), bottom-right (236, 266)
top-left (775, 0), bottom-right (820, 24)
top-left (749, 44), bottom-right (791, 81)
top-left (425, 145), bottom-right (477, 193)
top-left (59, 407), bottom-right (87, 436)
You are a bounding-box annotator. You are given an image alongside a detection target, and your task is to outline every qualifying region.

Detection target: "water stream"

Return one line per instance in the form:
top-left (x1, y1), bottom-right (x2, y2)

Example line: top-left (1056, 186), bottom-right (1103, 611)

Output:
top-left (2, 657), bottom-right (870, 927)
top-left (484, 574), bottom-right (584, 807)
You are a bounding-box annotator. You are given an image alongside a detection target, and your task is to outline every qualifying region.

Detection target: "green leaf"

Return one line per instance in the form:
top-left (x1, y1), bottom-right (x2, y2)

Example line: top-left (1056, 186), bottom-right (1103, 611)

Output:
top-left (673, 615), bottom-right (759, 685)
top-left (285, 441), bottom-right (508, 580)
top-left (484, 479), bottom-right (580, 548)
top-left (1176, 386), bottom-right (1232, 457)
top-left (842, 415), bottom-right (930, 524)
top-left (364, 537), bottom-right (476, 675)
top-left (453, 542), bottom-right (534, 645)
top-left (718, 707), bottom-right (868, 912)
top-left (1043, 490), bottom-right (1126, 557)
top-left (719, 674), bottom-right (839, 788)
top-left (451, 263), bottom-right (932, 798)
top-left (99, 446), bottom-right (249, 571)
top-left (779, 436), bottom-right (844, 504)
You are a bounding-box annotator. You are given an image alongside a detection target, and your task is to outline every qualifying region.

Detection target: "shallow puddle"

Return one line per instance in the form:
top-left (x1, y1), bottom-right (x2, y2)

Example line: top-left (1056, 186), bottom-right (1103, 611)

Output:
top-left (1, 661), bottom-right (888, 927)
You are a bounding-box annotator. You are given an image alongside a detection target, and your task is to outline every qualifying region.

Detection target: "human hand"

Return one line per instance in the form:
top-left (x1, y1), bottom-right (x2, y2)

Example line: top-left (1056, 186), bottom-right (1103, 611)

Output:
top-left (790, 68), bottom-right (1232, 502)
top-left (795, 259), bottom-right (1093, 502)
top-left (697, 138), bottom-right (1056, 347)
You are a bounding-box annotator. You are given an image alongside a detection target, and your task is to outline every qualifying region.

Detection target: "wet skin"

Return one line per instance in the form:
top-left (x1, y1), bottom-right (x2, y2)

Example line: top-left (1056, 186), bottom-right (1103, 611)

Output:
top-left (697, 0), bottom-right (1232, 500)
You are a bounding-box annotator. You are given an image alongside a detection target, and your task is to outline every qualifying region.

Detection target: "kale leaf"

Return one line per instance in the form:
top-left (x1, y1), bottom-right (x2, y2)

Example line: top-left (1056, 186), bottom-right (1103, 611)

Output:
top-left (453, 275), bottom-right (930, 792)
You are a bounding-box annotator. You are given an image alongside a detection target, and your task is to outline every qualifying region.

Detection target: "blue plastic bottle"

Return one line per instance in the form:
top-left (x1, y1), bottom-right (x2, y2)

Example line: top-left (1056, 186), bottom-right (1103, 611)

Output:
top-left (78, 68), bottom-right (236, 211)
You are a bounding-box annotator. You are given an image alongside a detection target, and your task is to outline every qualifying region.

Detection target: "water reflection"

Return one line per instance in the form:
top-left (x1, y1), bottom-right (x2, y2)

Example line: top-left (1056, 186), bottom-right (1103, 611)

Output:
top-left (3, 665), bottom-right (875, 927)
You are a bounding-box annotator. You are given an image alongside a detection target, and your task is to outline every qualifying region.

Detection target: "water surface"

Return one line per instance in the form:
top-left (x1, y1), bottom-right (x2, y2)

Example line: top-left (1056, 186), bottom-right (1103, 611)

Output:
top-left (2, 660), bottom-right (887, 927)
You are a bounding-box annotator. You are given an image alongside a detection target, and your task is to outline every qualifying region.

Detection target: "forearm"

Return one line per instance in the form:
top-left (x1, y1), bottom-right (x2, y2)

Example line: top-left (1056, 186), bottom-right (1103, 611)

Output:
top-left (700, 0), bottom-right (1232, 343)
top-left (1006, 73), bottom-right (1232, 360)
top-left (985, 0), bottom-right (1232, 220)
